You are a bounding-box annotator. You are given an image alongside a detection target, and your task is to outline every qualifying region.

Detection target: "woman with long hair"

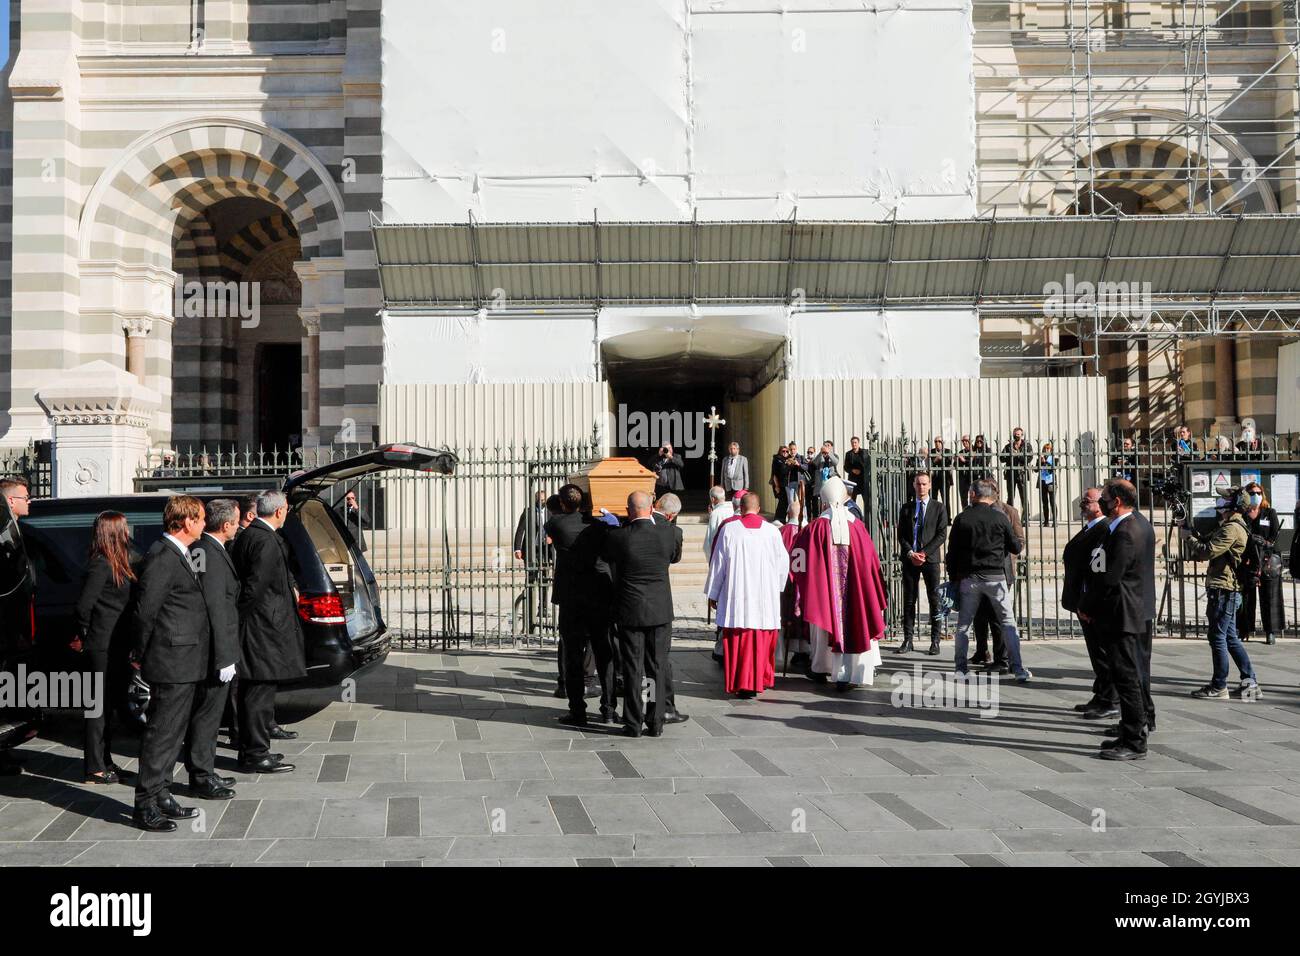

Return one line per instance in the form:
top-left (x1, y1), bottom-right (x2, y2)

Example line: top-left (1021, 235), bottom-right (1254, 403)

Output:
top-left (75, 511), bottom-right (141, 784)
top-left (1238, 482), bottom-right (1285, 644)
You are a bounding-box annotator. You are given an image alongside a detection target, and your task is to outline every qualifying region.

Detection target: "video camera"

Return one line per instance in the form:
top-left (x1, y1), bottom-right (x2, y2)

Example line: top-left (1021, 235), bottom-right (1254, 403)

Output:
top-left (1153, 474), bottom-right (1191, 524)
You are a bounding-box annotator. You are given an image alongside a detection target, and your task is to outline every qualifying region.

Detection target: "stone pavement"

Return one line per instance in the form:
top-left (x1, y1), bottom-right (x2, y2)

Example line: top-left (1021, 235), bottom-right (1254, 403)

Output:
top-left (3, 635), bottom-right (1300, 867)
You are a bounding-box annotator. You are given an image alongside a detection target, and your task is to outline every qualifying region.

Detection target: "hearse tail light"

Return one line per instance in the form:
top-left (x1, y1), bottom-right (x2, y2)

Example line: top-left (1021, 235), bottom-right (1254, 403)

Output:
top-left (297, 593), bottom-right (346, 625)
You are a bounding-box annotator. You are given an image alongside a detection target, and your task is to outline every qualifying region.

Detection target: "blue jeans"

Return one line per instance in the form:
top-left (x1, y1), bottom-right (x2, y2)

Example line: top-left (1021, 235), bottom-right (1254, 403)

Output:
top-left (954, 577), bottom-right (1027, 679)
top-left (1206, 588), bottom-right (1255, 689)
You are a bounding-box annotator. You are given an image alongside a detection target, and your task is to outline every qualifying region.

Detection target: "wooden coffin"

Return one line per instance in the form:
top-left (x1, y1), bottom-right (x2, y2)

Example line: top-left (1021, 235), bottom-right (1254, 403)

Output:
top-left (568, 457), bottom-right (657, 517)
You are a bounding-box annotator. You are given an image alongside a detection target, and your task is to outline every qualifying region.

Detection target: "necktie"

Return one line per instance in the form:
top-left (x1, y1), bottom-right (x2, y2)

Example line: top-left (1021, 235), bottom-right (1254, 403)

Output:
top-left (913, 501), bottom-right (924, 550)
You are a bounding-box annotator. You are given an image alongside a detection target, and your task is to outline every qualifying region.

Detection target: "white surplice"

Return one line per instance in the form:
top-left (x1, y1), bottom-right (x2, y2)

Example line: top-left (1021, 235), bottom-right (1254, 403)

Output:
top-left (704, 517), bottom-right (790, 631)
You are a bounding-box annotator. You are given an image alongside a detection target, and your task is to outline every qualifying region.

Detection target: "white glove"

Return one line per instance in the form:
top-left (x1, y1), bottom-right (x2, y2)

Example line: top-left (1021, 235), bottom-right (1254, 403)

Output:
top-left (218, 664), bottom-right (237, 683)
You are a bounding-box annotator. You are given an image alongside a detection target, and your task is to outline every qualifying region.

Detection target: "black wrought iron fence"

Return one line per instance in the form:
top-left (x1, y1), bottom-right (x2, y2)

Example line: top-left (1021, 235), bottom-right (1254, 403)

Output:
top-left (136, 441), bottom-right (601, 649)
top-left (862, 431), bottom-right (1299, 642)
top-left (0, 441), bottom-right (52, 499)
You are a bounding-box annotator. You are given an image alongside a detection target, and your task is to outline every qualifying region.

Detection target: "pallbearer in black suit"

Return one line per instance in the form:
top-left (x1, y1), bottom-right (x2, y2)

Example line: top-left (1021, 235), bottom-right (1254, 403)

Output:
top-left (230, 490), bottom-right (306, 774)
top-left (546, 484), bottom-right (617, 727)
top-left (1080, 478), bottom-right (1157, 761)
top-left (652, 494), bottom-right (688, 724)
top-left (603, 491), bottom-right (680, 737)
top-left (1060, 486), bottom-right (1116, 720)
top-left (131, 496), bottom-right (209, 832)
top-left (184, 499), bottom-right (241, 800)
top-left (75, 512), bottom-right (141, 785)
top-left (895, 471), bottom-right (948, 656)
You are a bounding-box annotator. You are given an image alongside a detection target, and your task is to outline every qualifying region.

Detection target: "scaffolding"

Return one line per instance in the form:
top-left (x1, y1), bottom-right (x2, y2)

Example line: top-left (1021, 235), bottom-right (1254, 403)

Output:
top-left (975, 0), bottom-right (1300, 217)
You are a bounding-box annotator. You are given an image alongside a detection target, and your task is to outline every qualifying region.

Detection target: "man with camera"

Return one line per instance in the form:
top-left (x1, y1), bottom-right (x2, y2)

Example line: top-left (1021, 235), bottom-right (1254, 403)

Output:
top-left (1180, 487), bottom-right (1260, 700)
top-left (651, 443), bottom-right (684, 501)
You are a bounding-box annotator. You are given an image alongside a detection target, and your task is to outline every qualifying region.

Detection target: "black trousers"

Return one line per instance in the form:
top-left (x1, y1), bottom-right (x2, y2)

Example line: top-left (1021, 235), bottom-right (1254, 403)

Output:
top-left (1039, 485), bottom-right (1056, 524)
top-left (958, 476), bottom-right (973, 511)
top-left (901, 561), bottom-right (943, 641)
top-left (973, 596), bottom-right (1006, 661)
top-left (237, 678), bottom-right (278, 763)
top-left (618, 623), bottom-right (671, 735)
top-left (1106, 628), bottom-right (1150, 751)
top-left (185, 677), bottom-right (231, 784)
top-left (221, 674), bottom-right (241, 740)
top-left (83, 647), bottom-right (117, 776)
top-left (1004, 473), bottom-right (1030, 518)
top-left (1238, 571), bottom-right (1286, 637)
top-left (135, 680), bottom-right (197, 809)
top-left (1081, 618), bottom-right (1118, 706)
top-left (1138, 620), bottom-right (1155, 727)
top-left (560, 604), bottom-right (616, 717)
top-left (773, 488), bottom-right (788, 524)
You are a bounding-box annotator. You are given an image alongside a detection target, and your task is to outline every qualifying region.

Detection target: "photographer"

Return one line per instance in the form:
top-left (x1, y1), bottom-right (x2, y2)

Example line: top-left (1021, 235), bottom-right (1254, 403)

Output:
top-left (1181, 488), bottom-right (1260, 700)
top-left (1238, 481), bottom-right (1284, 645)
top-left (651, 443), bottom-right (684, 500)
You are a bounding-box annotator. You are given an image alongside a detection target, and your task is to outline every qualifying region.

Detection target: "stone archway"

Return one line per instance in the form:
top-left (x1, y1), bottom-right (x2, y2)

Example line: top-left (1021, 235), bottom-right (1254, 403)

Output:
top-left (75, 117), bottom-right (346, 448)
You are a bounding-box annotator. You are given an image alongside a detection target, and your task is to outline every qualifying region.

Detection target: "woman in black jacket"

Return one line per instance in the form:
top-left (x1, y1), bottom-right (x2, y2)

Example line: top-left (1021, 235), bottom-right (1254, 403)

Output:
top-left (1238, 482), bottom-right (1285, 644)
top-left (75, 511), bottom-right (140, 783)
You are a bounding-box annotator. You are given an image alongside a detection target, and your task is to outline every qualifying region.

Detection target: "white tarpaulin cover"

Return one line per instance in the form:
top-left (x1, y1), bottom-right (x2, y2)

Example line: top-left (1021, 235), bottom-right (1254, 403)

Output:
top-left (597, 306), bottom-right (788, 364)
top-left (382, 0), bottom-right (976, 223)
top-left (789, 310), bottom-right (980, 379)
top-left (382, 312), bottom-right (598, 384)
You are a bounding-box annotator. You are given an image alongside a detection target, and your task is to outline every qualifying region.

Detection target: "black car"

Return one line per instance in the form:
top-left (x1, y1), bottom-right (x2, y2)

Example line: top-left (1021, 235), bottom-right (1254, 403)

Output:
top-left (0, 490), bottom-right (40, 754)
top-left (19, 444), bottom-right (455, 703)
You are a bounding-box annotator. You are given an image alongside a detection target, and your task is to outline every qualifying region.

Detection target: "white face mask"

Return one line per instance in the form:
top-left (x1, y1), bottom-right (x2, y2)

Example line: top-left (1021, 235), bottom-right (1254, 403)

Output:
top-left (1249, 493), bottom-right (1263, 507)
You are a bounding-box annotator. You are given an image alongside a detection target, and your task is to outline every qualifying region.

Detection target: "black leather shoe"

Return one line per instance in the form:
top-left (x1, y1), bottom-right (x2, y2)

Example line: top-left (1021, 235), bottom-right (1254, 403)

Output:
top-left (238, 757), bottom-right (295, 774)
top-left (896, 640), bottom-right (914, 655)
top-left (1100, 737), bottom-right (1123, 750)
top-left (643, 726), bottom-right (663, 738)
top-left (598, 709), bottom-right (619, 724)
top-left (1082, 707), bottom-right (1121, 720)
top-left (1099, 745), bottom-right (1146, 761)
top-left (84, 769), bottom-right (119, 785)
top-left (557, 713), bottom-right (588, 728)
top-left (927, 640), bottom-right (941, 656)
top-left (621, 726), bottom-right (642, 738)
top-left (1073, 701), bottom-right (1097, 712)
top-left (190, 781), bottom-right (236, 800)
top-left (662, 710), bottom-right (689, 724)
top-left (190, 775), bottom-right (235, 790)
top-left (157, 795), bottom-right (199, 820)
top-left (270, 725), bottom-right (298, 740)
top-left (553, 686), bottom-right (566, 699)
top-left (133, 806), bottom-right (177, 832)
top-left (970, 653), bottom-right (991, 666)
top-left (583, 682), bottom-right (601, 699)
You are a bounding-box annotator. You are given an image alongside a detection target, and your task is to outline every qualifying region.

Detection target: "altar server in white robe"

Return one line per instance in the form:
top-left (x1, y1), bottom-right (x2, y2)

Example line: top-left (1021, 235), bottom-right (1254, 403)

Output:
top-left (705, 492), bottom-right (790, 698)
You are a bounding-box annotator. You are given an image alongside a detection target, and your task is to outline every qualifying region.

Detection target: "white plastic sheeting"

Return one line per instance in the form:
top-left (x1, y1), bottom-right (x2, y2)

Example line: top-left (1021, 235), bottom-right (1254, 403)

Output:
top-left (381, 0), bottom-right (976, 223)
top-left (788, 310), bottom-right (980, 379)
top-left (381, 312), bottom-right (598, 384)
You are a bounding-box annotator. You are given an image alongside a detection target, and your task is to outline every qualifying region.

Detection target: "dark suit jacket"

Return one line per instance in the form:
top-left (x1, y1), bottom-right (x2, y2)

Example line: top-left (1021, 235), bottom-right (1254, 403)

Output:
top-left (544, 511), bottom-right (611, 610)
top-left (653, 511), bottom-right (684, 564)
top-left (1082, 511), bottom-right (1156, 633)
top-left (229, 519), bottom-right (307, 682)
top-left (602, 518), bottom-right (679, 627)
top-left (75, 551), bottom-right (140, 653)
top-left (1061, 519), bottom-right (1108, 612)
top-left (133, 537), bottom-right (210, 684)
top-left (896, 497), bottom-right (948, 564)
top-left (193, 534), bottom-right (242, 676)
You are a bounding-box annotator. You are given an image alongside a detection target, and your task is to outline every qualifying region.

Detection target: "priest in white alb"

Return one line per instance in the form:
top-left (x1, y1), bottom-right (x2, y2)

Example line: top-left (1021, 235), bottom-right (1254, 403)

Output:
top-left (705, 492), bottom-right (791, 699)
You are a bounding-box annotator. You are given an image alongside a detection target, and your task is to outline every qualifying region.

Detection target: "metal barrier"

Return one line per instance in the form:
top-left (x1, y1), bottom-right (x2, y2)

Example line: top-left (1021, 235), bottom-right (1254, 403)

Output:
top-left (0, 442), bottom-right (52, 499)
top-left (862, 432), bottom-right (1299, 642)
top-left (131, 432), bottom-right (1298, 647)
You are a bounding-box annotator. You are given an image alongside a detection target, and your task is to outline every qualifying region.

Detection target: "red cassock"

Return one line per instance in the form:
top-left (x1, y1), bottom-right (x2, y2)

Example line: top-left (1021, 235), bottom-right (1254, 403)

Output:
top-left (791, 516), bottom-right (888, 655)
top-left (722, 628), bottom-right (777, 693)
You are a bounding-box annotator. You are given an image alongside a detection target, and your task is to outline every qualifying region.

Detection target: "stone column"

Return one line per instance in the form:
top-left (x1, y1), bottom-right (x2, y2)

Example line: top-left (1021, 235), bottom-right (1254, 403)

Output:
top-left (36, 361), bottom-right (161, 498)
top-left (123, 317), bottom-right (153, 384)
top-left (300, 309), bottom-right (321, 447)
top-left (1213, 337), bottom-right (1238, 430)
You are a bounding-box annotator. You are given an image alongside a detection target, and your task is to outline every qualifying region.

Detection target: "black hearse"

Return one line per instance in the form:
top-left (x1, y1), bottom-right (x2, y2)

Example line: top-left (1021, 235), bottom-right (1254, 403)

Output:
top-left (17, 444), bottom-right (455, 697)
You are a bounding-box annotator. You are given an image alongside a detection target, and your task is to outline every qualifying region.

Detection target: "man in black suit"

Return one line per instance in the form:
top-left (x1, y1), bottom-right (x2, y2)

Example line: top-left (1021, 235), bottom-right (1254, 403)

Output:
top-left (1061, 486), bottom-right (1117, 720)
top-left (1081, 478), bottom-right (1156, 761)
top-left (603, 491), bottom-right (681, 737)
top-left (184, 498), bottom-right (241, 800)
top-left (132, 495), bottom-right (209, 832)
top-left (230, 490), bottom-right (306, 773)
top-left (653, 493), bottom-right (688, 724)
top-left (895, 471), bottom-right (948, 655)
top-left (546, 484), bottom-right (617, 727)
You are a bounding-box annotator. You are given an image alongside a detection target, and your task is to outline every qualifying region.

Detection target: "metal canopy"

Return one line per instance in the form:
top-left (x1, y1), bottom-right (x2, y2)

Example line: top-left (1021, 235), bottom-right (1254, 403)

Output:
top-left (371, 215), bottom-right (1300, 332)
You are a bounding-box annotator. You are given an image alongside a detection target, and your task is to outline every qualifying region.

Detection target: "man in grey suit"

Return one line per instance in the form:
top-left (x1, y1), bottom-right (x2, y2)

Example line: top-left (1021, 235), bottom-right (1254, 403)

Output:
top-left (721, 442), bottom-right (750, 499)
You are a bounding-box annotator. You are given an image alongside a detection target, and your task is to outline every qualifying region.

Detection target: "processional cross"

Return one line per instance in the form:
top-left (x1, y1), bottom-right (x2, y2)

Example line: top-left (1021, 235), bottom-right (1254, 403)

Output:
top-left (705, 405), bottom-right (726, 488)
